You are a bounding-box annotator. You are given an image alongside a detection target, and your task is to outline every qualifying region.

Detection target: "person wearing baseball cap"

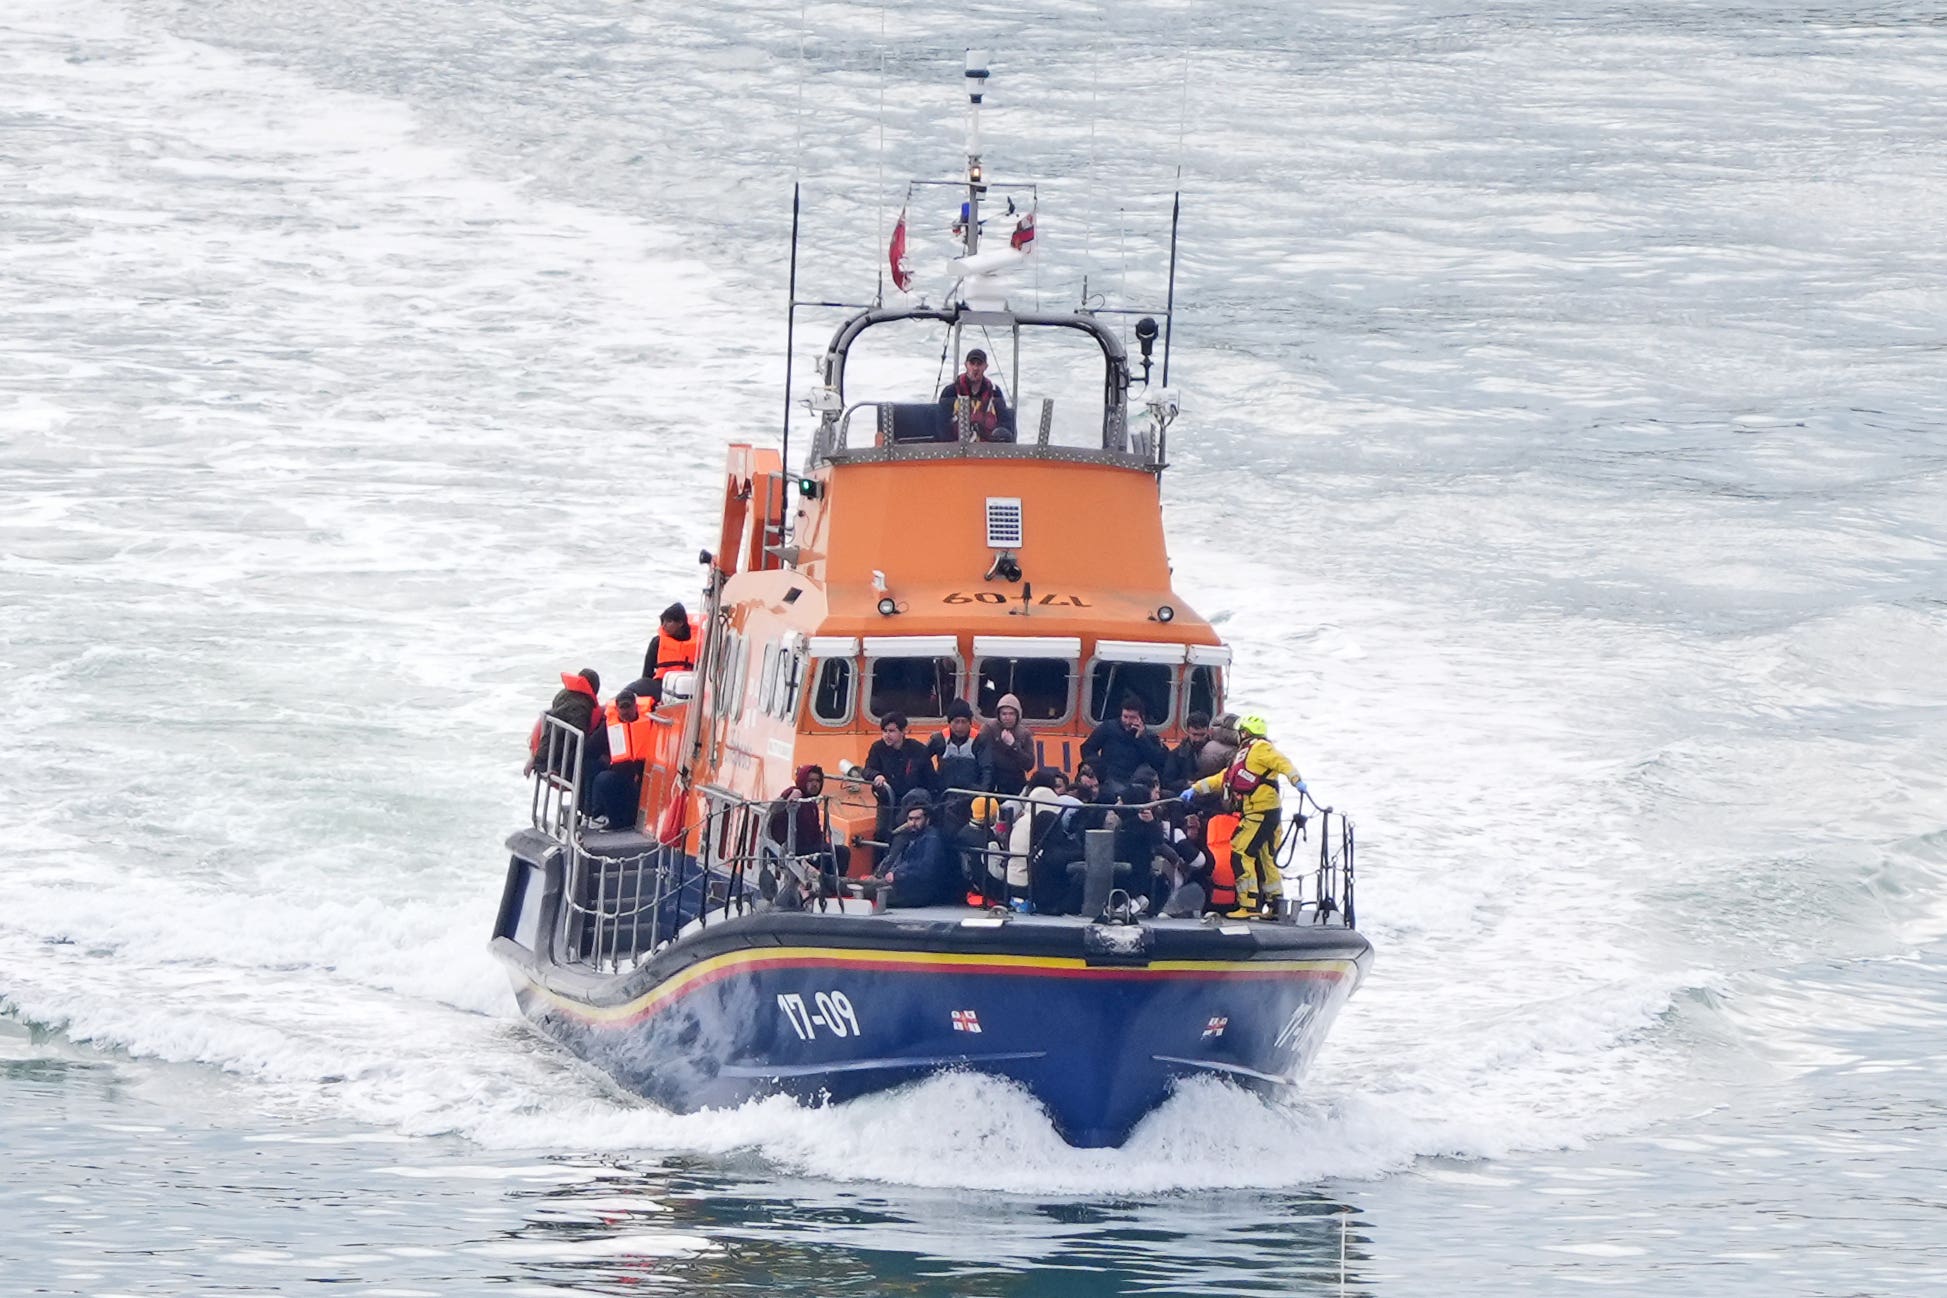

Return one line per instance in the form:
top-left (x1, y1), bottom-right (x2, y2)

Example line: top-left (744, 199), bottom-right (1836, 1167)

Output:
top-left (937, 347), bottom-right (1014, 442)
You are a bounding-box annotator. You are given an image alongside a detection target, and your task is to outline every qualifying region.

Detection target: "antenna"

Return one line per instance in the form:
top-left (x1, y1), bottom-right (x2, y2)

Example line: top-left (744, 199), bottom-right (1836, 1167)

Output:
top-left (963, 48), bottom-right (988, 255)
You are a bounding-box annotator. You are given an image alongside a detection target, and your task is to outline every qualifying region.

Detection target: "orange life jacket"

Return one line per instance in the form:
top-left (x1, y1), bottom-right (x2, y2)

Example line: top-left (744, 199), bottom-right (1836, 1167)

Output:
top-left (604, 702), bottom-right (655, 765)
top-left (651, 618), bottom-right (704, 680)
top-left (1206, 812), bottom-right (1239, 908)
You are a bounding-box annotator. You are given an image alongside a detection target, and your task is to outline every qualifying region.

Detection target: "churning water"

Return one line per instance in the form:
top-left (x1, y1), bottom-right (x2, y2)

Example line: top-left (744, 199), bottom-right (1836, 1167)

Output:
top-left (3, 0), bottom-right (1945, 1293)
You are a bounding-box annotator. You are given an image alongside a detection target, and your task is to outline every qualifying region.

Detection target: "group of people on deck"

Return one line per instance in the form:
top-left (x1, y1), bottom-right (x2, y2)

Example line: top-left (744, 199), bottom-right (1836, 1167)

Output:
top-left (769, 695), bottom-right (1308, 922)
top-left (523, 602), bottom-right (701, 829)
top-left (527, 601), bottom-right (1309, 922)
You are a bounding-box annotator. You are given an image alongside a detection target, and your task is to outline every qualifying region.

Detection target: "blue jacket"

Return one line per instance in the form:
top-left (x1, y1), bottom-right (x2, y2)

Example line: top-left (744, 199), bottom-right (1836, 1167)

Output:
top-left (882, 824), bottom-right (955, 908)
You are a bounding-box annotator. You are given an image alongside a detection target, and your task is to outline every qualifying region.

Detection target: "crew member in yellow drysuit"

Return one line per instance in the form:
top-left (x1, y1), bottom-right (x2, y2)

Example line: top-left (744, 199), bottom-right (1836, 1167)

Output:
top-left (1183, 714), bottom-right (1306, 919)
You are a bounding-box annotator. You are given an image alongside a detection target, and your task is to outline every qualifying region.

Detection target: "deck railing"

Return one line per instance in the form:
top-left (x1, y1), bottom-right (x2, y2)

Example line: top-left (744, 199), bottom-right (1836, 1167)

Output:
top-left (525, 746), bottom-right (1359, 973)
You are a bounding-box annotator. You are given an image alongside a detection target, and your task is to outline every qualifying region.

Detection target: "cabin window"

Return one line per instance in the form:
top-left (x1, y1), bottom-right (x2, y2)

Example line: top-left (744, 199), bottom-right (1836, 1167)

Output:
top-left (976, 657), bottom-right (1072, 724)
top-left (866, 656), bottom-right (961, 724)
top-left (1186, 664), bottom-right (1223, 721)
top-left (1087, 660), bottom-right (1174, 727)
top-left (728, 634), bottom-right (752, 721)
top-left (810, 658), bottom-right (855, 725)
top-left (778, 648), bottom-right (806, 719)
top-left (756, 642), bottom-right (780, 716)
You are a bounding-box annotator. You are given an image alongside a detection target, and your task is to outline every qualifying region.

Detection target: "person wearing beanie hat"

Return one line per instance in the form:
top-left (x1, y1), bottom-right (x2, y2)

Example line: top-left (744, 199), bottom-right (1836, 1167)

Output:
top-left (927, 697), bottom-right (988, 800)
top-left (977, 692), bottom-right (1037, 795)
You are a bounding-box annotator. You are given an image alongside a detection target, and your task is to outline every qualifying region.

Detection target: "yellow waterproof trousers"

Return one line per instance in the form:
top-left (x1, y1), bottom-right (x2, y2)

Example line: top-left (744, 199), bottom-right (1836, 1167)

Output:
top-left (1231, 806), bottom-right (1284, 903)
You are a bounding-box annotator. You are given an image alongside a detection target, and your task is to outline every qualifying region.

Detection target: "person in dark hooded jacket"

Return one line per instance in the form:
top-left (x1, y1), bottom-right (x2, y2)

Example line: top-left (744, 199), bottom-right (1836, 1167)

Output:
top-left (874, 790), bottom-right (955, 908)
top-left (765, 764), bottom-right (846, 903)
top-left (525, 667), bottom-right (602, 777)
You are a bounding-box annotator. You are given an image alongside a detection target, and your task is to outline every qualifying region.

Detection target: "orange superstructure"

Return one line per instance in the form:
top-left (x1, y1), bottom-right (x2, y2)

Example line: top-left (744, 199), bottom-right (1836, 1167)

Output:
top-left (623, 289), bottom-right (1220, 870)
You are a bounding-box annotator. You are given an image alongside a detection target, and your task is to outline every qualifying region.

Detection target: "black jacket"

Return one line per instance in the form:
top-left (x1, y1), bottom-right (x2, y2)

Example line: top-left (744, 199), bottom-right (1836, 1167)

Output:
top-left (1081, 720), bottom-right (1169, 784)
top-left (1162, 738), bottom-right (1205, 790)
top-left (864, 738), bottom-right (933, 802)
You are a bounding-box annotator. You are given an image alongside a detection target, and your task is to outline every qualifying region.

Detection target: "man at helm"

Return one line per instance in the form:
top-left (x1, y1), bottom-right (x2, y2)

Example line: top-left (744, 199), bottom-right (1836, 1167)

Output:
top-left (937, 348), bottom-right (1014, 442)
top-left (1182, 713), bottom-right (1307, 919)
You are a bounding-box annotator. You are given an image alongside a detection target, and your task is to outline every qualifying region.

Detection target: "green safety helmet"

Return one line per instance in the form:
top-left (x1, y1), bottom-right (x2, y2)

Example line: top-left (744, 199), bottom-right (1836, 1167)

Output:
top-left (1236, 714), bottom-right (1268, 738)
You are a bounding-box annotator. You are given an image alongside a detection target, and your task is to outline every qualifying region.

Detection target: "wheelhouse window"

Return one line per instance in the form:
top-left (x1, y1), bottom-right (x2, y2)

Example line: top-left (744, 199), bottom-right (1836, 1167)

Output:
top-left (810, 658), bottom-right (855, 725)
top-left (866, 656), bottom-right (961, 723)
top-left (1186, 664), bottom-right (1223, 721)
top-left (976, 657), bottom-right (1073, 724)
top-left (1087, 660), bottom-right (1174, 726)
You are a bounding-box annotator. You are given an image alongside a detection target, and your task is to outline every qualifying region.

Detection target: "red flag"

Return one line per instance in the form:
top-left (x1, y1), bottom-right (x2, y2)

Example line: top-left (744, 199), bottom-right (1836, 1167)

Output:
top-left (888, 207), bottom-right (913, 292)
top-left (1010, 211), bottom-right (1036, 252)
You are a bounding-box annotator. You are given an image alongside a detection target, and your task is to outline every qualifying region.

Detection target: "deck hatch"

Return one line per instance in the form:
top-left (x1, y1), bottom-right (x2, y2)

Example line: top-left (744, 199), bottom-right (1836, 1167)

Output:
top-left (985, 497), bottom-right (1024, 547)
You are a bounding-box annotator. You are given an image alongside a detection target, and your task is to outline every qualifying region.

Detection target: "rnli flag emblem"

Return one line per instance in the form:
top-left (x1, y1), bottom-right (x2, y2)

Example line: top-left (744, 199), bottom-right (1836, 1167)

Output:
top-left (1202, 1016), bottom-right (1229, 1039)
top-left (951, 1009), bottom-right (982, 1033)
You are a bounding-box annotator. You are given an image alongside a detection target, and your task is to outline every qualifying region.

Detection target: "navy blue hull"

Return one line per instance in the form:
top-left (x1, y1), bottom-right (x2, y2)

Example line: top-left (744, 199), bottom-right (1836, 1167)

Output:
top-left (495, 908), bottom-right (1369, 1147)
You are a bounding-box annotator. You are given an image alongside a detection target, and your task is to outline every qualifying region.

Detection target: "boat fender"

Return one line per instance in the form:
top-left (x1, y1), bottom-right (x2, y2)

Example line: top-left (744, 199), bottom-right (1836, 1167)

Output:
top-left (1082, 920), bottom-right (1153, 967)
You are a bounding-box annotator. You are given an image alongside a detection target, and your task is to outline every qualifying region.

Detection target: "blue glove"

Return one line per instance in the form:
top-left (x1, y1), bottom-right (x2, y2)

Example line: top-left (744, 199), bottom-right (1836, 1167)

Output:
top-left (1178, 788), bottom-right (1196, 804)
top-left (1294, 780), bottom-right (1308, 794)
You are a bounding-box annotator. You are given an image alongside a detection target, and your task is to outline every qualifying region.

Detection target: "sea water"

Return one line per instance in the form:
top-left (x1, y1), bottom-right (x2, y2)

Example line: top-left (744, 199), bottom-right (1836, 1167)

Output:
top-left (3, 0), bottom-right (1945, 1293)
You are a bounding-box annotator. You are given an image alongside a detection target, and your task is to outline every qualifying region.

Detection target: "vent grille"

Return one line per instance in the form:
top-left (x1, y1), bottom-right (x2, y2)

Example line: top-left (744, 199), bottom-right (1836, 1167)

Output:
top-left (985, 497), bottom-right (1023, 548)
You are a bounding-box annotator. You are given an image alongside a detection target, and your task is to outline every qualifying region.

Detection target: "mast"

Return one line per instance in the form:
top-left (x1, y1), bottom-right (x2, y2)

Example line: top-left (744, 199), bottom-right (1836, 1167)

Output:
top-left (963, 49), bottom-right (987, 255)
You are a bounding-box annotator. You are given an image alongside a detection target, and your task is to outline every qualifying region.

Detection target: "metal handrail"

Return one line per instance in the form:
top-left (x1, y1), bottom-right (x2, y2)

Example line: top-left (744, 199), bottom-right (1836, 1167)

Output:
top-left (528, 751), bottom-right (1359, 973)
top-left (548, 790), bottom-right (862, 974)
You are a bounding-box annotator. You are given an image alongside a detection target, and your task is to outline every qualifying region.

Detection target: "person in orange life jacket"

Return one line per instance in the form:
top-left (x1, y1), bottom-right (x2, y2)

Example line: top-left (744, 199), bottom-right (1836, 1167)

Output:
top-left (525, 667), bottom-right (601, 778)
top-left (1183, 714), bottom-right (1306, 919)
top-left (588, 689), bottom-right (651, 828)
top-left (765, 764), bottom-right (848, 903)
top-left (937, 348), bottom-right (1014, 443)
top-left (977, 693), bottom-right (1036, 795)
top-left (864, 712), bottom-right (933, 843)
top-left (875, 789), bottom-right (956, 908)
top-left (1162, 709), bottom-right (1214, 791)
top-left (1081, 694), bottom-right (1168, 798)
top-left (635, 603), bottom-right (699, 704)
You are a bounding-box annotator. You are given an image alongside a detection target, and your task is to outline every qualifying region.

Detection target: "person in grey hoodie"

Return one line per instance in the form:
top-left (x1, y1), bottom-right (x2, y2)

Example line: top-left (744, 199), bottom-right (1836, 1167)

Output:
top-left (978, 692), bottom-right (1037, 795)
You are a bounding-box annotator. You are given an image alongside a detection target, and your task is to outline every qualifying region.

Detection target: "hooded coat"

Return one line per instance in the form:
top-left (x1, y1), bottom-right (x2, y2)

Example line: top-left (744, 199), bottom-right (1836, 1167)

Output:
top-left (1006, 784), bottom-right (1064, 890)
top-left (977, 693), bottom-right (1037, 795)
top-left (766, 764), bottom-right (829, 855)
top-left (528, 671), bottom-right (602, 774)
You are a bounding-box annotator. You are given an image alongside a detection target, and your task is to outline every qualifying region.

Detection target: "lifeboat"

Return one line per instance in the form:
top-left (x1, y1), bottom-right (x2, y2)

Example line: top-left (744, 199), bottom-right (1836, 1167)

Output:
top-left (489, 54), bottom-right (1372, 1148)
